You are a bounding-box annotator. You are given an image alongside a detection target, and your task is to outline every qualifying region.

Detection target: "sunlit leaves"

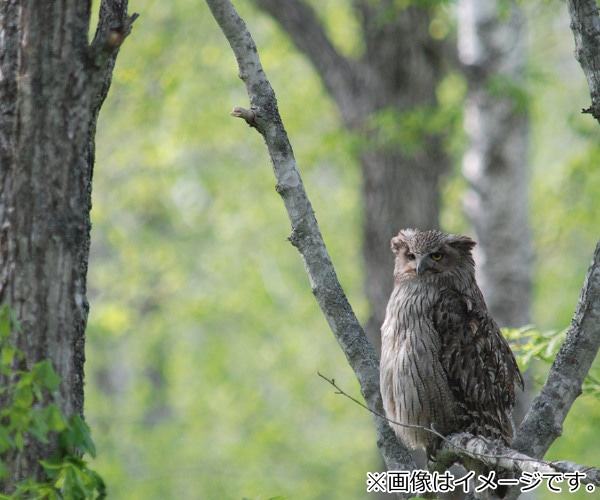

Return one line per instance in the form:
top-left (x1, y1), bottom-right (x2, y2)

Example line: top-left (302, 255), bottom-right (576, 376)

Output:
top-left (40, 455), bottom-right (106, 500)
top-left (504, 326), bottom-right (564, 371)
top-left (505, 326), bottom-right (600, 402)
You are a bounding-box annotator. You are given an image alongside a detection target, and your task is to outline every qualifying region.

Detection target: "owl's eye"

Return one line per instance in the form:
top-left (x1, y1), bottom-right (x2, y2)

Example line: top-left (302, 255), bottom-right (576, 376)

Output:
top-left (406, 253), bottom-right (416, 261)
top-left (430, 252), bottom-right (443, 261)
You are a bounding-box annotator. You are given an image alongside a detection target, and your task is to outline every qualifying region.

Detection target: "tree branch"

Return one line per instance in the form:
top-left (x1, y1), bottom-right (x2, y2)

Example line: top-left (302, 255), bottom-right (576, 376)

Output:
top-left (566, 0), bottom-right (600, 123)
top-left (321, 371), bottom-right (600, 496)
top-left (90, 0), bottom-right (138, 64)
top-left (439, 434), bottom-right (600, 487)
top-left (250, 0), bottom-right (360, 121)
top-left (88, 1), bottom-right (138, 121)
top-left (205, 0), bottom-right (416, 483)
top-left (514, 240), bottom-right (600, 457)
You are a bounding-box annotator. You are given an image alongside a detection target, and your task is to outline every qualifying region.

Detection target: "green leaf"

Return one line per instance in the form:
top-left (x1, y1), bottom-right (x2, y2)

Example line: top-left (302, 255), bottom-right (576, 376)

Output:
top-left (0, 425), bottom-right (15, 454)
top-left (32, 360), bottom-right (62, 392)
top-left (0, 317), bottom-right (105, 498)
top-left (14, 430), bottom-right (24, 451)
top-left (0, 305), bottom-right (17, 339)
top-left (41, 457), bottom-right (64, 475)
top-left (0, 344), bottom-right (16, 370)
top-left (12, 383), bottom-right (34, 409)
top-left (44, 404), bottom-right (69, 433)
top-left (60, 414), bottom-right (97, 458)
top-left (29, 409), bottom-right (50, 444)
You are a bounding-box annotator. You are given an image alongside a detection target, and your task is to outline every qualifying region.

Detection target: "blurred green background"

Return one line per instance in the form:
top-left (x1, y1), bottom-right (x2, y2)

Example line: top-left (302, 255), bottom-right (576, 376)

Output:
top-left (86, 1), bottom-right (600, 498)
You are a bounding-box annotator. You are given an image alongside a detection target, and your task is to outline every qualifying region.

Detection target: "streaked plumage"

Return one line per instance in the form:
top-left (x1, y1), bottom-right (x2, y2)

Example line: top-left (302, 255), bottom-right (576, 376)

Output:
top-left (380, 229), bottom-right (523, 453)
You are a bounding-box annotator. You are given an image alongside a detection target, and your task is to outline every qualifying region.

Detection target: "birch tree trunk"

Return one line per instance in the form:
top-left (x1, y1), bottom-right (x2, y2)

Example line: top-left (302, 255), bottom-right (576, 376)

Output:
top-left (457, 0), bottom-right (533, 329)
top-left (0, 0), bottom-right (134, 488)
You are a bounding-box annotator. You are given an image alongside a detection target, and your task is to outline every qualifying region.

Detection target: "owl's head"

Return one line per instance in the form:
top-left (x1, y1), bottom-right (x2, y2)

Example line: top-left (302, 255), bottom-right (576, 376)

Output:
top-left (391, 229), bottom-right (476, 283)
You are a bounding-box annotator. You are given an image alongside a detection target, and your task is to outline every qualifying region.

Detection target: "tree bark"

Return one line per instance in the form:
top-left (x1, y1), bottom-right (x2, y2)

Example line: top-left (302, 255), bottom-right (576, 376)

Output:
top-left (567, 0), bottom-right (600, 123)
top-left (251, 0), bottom-right (452, 352)
top-left (0, 0), bottom-right (134, 487)
top-left (437, 433), bottom-right (600, 491)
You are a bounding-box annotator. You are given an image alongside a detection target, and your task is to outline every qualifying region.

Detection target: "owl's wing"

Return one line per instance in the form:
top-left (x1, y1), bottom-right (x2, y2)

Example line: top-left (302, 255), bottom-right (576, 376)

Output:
top-left (432, 289), bottom-right (524, 444)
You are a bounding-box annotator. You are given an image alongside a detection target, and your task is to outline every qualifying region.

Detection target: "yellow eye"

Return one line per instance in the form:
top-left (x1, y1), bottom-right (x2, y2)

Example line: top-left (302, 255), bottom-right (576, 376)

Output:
top-left (431, 252), bottom-right (443, 261)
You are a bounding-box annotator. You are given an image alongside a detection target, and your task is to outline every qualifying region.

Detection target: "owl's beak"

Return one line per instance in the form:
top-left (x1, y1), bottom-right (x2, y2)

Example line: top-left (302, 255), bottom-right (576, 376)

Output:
top-left (416, 257), bottom-right (429, 276)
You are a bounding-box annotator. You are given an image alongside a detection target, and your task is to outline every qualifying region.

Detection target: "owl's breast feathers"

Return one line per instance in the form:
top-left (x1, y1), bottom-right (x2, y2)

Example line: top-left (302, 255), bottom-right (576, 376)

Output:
top-left (432, 288), bottom-right (524, 445)
top-left (380, 282), bottom-right (524, 451)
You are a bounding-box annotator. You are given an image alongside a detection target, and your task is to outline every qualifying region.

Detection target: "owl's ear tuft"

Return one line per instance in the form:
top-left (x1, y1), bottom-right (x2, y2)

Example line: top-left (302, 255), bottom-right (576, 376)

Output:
top-left (391, 229), bottom-right (416, 255)
top-left (390, 236), bottom-right (404, 255)
top-left (447, 234), bottom-right (477, 253)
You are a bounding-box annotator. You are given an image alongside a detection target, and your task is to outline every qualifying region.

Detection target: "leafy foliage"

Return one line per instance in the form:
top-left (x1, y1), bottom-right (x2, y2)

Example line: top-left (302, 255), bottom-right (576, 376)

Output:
top-left (0, 306), bottom-right (105, 499)
top-left (504, 326), bottom-right (566, 372)
top-left (506, 326), bottom-right (600, 400)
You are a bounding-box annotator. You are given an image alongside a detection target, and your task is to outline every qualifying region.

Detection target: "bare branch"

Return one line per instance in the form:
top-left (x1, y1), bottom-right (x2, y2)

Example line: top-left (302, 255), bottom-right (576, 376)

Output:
top-left (514, 240), bottom-right (600, 457)
top-left (87, 1), bottom-right (138, 127)
top-left (250, 0), bottom-right (360, 118)
top-left (319, 371), bottom-right (457, 443)
top-left (205, 0), bottom-right (415, 479)
top-left (230, 106), bottom-right (258, 127)
top-left (566, 0), bottom-right (600, 123)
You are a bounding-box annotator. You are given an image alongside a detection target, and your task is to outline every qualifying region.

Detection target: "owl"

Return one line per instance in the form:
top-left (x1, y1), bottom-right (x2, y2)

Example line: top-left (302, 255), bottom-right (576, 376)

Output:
top-left (380, 229), bottom-right (524, 455)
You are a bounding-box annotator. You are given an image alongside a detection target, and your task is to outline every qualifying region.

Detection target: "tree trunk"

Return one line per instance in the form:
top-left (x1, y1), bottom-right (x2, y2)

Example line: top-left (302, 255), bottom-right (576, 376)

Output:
top-left (457, 0), bottom-right (532, 329)
top-left (361, 145), bottom-right (447, 351)
top-left (0, 0), bottom-right (133, 488)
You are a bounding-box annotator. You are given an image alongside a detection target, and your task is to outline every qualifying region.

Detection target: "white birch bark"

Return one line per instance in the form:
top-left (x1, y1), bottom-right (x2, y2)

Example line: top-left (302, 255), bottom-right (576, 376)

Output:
top-left (458, 0), bottom-right (533, 329)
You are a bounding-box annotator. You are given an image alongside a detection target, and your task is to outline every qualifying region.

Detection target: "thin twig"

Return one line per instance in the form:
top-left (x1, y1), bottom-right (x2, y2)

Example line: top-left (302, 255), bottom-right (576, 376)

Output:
top-left (318, 371), bottom-right (600, 484)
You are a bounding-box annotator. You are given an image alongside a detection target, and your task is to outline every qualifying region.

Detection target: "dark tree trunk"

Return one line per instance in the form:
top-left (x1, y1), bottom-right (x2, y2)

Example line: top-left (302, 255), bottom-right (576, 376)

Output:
top-left (0, 0), bottom-right (134, 488)
top-left (361, 144), bottom-right (447, 351)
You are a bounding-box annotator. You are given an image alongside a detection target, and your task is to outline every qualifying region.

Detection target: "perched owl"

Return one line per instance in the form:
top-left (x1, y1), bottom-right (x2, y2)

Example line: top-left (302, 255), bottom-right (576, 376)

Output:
top-left (380, 229), bottom-right (524, 455)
